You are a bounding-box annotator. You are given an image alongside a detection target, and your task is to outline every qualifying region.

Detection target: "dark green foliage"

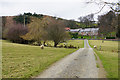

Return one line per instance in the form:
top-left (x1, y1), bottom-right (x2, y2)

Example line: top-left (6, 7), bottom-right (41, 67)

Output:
top-left (13, 14), bottom-right (31, 24)
top-left (78, 36), bottom-right (91, 39)
top-left (13, 13), bottom-right (44, 25)
top-left (24, 12), bottom-right (32, 16)
top-left (66, 20), bottom-right (78, 29)
top-left (69, 32), bottom-right (78, 39)
top-left (57, 18), bottom-right (63, 20)
top-left (32, 13), bottom-right (43, 18)
top-left (106, 37), bottom-right (116, 39)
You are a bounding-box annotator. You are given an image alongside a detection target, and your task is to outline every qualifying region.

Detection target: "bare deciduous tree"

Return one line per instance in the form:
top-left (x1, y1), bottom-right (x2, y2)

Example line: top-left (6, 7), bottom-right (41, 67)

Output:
top-left (98, 10), bottom-right (117, 37)
top-left (47, 18), bottom-right (70, 47)
top-left (5, 23), bottom-right (28, 43)
top-left (78, 14), bottom-right (95, 27)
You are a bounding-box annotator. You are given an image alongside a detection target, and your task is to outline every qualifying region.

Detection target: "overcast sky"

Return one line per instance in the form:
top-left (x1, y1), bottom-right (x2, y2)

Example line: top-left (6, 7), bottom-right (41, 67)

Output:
top-left (0, 0), bottom-right (118, 21)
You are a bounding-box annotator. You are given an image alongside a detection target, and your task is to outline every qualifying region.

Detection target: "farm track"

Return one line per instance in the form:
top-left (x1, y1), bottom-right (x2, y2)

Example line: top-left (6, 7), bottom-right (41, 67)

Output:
top-left (37, 40), bottom-right (99, 78)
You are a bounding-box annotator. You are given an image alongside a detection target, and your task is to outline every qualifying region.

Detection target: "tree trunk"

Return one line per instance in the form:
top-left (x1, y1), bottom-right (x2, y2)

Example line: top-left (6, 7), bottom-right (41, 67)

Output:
top-left (54, 42), bottom-right (58, 47)
top-left (43, 41), bottom-right (46, 46)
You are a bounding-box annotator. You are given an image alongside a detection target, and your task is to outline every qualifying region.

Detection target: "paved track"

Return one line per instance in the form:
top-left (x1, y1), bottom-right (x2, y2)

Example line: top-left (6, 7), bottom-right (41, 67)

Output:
top-left (37, 39), bottom-right (98, 78)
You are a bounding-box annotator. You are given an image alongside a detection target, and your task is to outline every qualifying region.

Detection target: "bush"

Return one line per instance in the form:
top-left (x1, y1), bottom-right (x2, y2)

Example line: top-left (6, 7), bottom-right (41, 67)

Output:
top-left (106, 37), bottom-right (116, 39)
top-left (5, 23), bottom-right (28, 43)
top-left (69, 32), bottom-right (78, 39)
top-left (59, 45), bottom-right (64, 48)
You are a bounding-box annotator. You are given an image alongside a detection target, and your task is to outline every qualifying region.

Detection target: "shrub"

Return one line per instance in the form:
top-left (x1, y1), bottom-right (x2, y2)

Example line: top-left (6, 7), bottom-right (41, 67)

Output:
top-left (5, 23), bottom-right (28, 43)
top-left (69, 32), bottom-right (78, 39)
top-left (106, 37), bottom-right (116, 39)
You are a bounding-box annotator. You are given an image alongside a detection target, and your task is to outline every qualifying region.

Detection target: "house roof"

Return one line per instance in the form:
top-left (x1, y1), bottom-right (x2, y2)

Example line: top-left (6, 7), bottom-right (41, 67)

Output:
top-left (65, 27), bottom-right (70, 30)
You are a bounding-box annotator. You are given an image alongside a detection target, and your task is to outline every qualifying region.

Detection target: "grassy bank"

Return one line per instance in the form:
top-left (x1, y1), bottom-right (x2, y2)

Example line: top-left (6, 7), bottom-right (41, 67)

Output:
top-left (89, 40), bottom-right (118, 78)
top-left (2, 40), bottom-right (83, 78)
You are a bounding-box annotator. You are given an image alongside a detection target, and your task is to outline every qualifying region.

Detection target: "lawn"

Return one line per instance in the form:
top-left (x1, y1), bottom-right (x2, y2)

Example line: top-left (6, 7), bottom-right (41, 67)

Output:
top-left (2, 40), bottom-right (83, 78)
top-left (89, 40), bottom-right (118, 78)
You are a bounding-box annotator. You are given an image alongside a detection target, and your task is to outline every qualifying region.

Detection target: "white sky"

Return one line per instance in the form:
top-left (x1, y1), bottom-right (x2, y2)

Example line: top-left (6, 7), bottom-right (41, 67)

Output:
top-left (0, 0), bottom-right (118, 21)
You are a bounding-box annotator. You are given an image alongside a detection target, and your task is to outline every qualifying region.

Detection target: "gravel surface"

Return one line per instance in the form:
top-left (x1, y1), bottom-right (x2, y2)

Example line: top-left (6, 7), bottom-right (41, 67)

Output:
top-left (37, 40), bottom-right (98, 78)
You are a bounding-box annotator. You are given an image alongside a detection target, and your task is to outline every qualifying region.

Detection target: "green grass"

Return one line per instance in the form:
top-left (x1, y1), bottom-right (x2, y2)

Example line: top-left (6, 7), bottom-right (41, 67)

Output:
top-left (94, 53), bottom-right (97, 60)
top-left (93, 53), bottom-right (100, 68)
top-left (96, 63), bottom-right (100, 68)
top-left (59, 40), bottom-right (84, 48)
top-left (2, 40), bottom-right (83, 78)
top-left (89, 40), bottom-right (118, 78)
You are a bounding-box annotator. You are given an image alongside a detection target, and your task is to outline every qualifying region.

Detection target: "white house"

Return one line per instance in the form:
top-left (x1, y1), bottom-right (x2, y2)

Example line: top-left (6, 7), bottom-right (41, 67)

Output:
top-left (69, 29), bottom-right (80, 32)
top-left (79, 28), bottom-right (99, 36)
top-left (68, 28), bottom-right (99, 36)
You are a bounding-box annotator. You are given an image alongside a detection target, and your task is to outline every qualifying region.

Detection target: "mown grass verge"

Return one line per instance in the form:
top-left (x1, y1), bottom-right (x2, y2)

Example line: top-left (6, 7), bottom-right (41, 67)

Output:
top-left (89, 40), bottom-right (118, 78)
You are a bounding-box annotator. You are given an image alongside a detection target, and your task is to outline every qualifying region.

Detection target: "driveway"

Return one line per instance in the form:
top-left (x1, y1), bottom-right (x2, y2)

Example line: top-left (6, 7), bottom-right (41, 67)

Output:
top-left (36, 39), bottom-right (98, 78)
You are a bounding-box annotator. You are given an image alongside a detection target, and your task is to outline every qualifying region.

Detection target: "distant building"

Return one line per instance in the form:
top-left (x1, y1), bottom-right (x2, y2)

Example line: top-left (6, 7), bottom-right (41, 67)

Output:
top-left (65, 27), bottom-right (70, 31)
top-left (69, 29), bottom-right (80, 33)
top-left (79, 28), bottom-right (99, 36)
top-left (65, 27), bottom-right (99, 36)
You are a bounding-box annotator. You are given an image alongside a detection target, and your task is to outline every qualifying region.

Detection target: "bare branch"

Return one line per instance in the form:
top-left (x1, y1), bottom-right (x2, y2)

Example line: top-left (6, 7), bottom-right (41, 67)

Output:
top-left (94, 4), bottom-right (106, 14)
top-left (85, 0), bottom-right (119, 14)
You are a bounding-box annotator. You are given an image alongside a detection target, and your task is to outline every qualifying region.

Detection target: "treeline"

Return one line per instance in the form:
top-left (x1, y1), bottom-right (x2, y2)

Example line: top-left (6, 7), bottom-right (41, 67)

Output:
top-left (78, 14), bottom-right (97, 28)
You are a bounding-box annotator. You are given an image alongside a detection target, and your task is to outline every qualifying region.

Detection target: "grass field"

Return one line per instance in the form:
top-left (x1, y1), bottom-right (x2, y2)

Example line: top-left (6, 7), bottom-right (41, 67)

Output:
top-left (2, 40), bottom-right (83, 78)
top-left (89, 40), bottom-right (118, 78)
top-left (59, 40), bottom-right (84, 48)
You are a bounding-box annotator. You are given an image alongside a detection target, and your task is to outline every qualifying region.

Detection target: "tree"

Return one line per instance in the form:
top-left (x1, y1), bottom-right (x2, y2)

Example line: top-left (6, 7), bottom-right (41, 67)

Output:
top-left (69, 32), bottom-right (78, 39)
top-left (98, 11), bottom-right (116, 37)
top-left (65, 20), bottom-right (77, 29)
top-left (4, 23), bottom-right (28, 43)
top-left (85, 0), bottom-right (119, 38)
top-left (85, 0), bottom-right (120, 13)
top-left (2, 16), bottom-right (6, 39)
top-left (22, 16), bottom-right (70, 47)
top-left (32, 12), bottom-right (44, 18)
top-left (47, 18), bottom-right (70, 47)
top-left (21, 16), bottom-right (50, 45)
top-left (13, 14), bottom-right (31, 24)
top-left (116, 14), bottom-right (120, 38)
top-left (2, 16), bottom-right (28, 43)
top-left (78, 14), bottom-right (95, 27)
